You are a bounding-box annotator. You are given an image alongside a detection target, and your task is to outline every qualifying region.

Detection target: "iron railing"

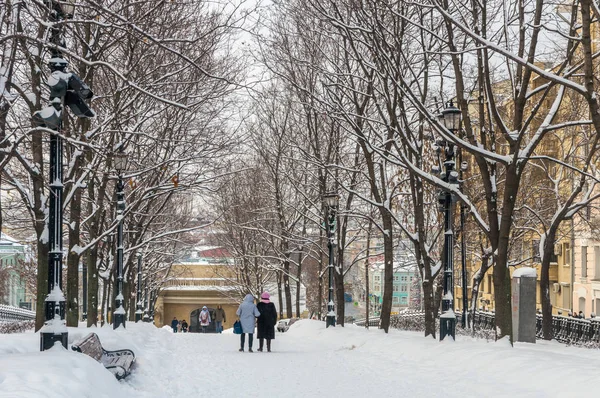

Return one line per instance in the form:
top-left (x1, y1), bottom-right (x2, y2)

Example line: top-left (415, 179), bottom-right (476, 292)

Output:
top-left (354, 310), bottom-right (600, 346)
top-left (0, 304), bottom-right (36, 323)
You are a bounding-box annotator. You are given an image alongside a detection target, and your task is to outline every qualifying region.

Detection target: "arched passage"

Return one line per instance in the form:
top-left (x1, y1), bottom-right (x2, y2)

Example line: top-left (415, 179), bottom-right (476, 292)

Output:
top-left (189, 307), bottom-right (218, 333)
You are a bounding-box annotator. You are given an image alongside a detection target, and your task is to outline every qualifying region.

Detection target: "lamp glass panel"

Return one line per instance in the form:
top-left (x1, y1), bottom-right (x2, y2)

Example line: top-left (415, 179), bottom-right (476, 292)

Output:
top-left (442, 105), bottom-right (461, 131)
top-left (114, 152), bottom-right (128, 172)
top-left (60, 1), bottom-right (76, 16)
top-left (323, 194), bottom-right (339, 207)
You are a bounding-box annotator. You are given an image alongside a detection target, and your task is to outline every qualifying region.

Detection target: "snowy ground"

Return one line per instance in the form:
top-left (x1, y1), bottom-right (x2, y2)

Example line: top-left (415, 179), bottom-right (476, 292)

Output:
top-left (1, 320), bottom-right (598, 398)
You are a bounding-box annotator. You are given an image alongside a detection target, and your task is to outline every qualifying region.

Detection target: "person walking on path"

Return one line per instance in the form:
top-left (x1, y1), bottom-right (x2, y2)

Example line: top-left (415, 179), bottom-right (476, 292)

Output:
top-left (256, 292), bottom-right (277, 352)
top-left (236, 294), bottom-right (260, 352)
top-left (215, 305), bottom-right (226, 333)
top-left (171, 317), bottom-right (178, 333)
top-left (199, 306), bottom-right (211, 333)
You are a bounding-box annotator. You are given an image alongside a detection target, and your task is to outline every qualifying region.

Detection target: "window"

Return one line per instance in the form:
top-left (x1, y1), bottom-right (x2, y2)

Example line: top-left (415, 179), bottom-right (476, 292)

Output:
top-left (582, 246), bottom-right (588, 278)
top-left (393, 285), bottom-right (398, 292)
top-left (374, 284), bottom-right (381, 291)
top-left (401, 276), bottom-right (408, 282)
top-left (532, 239), bottom-right (541, 262)
top-left (401, 296), bottom-right (407, 304)
top-left (562, 285), bottom-right (571, 309)
top-left (392, 297), bottom-right (399, 303)
top-left (564, 243), bottom-right (571, 266)
top-left (595, 247), bottom-right (600, 280)
top-left (401, 285), bottom-right (407, 292)
top-left (487, 275), bottom-right (492, 294)
top-left (374, 275), bottom-right (380, 281)
top-left (393, 276), bottom-right (399, 282)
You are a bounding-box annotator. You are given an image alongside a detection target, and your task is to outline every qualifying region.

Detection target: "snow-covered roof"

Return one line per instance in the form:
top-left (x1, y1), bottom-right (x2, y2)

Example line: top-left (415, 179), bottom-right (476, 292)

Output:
top-left (162, 285), bottom-right (238, 291)
top-left (0, 233), bottom-right (21, 244)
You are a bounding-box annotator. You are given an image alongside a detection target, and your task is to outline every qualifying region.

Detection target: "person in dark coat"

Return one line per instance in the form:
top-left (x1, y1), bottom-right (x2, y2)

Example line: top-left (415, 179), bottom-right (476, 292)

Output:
top-left (171, 317), bottom-right (178, 333)
top-left (181, 319), bottom-right (188, 333)
top-left (256, 292), bottom-right (277, 352)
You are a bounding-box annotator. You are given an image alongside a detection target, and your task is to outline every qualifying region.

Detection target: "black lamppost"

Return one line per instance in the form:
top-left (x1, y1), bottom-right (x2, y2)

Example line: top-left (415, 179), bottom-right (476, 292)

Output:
top-left (323, 192), bottom-right (339, 328)
top-left (36, 0), bottom-right (94, 351)
top-left (435, 101), bottom-right (461, 341)
top-left (82, 262), bottom-right (87, 321)
top-left (458, 153), bottom-right (469, 328)
top-left (135, 253), bottom-right (143, 322)
top-left (143, 279), bottom-right (149, 322)
top-left (113, 149), bottom-right (128, 329)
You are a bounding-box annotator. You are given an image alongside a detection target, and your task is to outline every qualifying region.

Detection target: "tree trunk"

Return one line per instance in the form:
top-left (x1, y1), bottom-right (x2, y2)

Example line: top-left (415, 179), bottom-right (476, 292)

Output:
top-left (540, 233), bottom-right (555, 340)
top-left (87, 248), bottom-right (99, 327)
top-left (422, 280), bottom-right (436, 338)
top-left (334, 257), bottom-right (345, 326)
top-left (66, 167), bottom-right (83, 326)
top-left (379, 215), bottom-right (394, 332)
top-left (100, 278), bottom-right (107, 326)
top-left (296, 250), bottom-right (302, 317)
top-left (277, 271), bottom-right (283, 319)
top-left (284, 259), bottom-right (293, 319)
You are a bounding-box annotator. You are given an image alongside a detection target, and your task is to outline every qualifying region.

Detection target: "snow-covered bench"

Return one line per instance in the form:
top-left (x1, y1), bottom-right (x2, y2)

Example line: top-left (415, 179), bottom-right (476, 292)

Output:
top-left (71, 333), bottom-right (135, 379)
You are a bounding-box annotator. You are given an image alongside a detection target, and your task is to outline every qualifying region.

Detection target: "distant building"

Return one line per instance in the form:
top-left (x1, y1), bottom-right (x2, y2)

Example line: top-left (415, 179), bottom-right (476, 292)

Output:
top-left (153, 246), bottom-right (239, 331)
top-left (369, 262), bottom-right (415, 314)
top-left (0, 233), bottom-right (30, 309)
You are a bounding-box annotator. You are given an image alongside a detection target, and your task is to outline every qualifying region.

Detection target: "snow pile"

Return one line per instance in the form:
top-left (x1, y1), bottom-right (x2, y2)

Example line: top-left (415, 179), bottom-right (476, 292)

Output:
top-left (513, 267), bottom-right (537, 278)
top-left (2, 319), bottom-right (600, 397)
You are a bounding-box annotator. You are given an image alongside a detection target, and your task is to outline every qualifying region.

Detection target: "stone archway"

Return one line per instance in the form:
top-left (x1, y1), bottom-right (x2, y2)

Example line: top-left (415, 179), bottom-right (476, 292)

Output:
top-left (189, 307), bottom-right (218, 333)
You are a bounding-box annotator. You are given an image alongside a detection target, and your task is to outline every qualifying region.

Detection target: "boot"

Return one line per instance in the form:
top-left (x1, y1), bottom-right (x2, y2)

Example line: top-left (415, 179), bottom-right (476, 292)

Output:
top-left (267, 339), bottom-right (271, 352)
top-left (248, 348), bottom-right (253, 353)
top-left (258, 338), bottom-right (264, 352)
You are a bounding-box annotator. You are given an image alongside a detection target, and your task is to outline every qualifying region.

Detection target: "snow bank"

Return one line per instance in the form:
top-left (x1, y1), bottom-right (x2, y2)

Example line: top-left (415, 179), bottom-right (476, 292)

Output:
top-left (2, 319), bottom-right (600, 397)
top-left (513, 267), bottom-right (537, 278)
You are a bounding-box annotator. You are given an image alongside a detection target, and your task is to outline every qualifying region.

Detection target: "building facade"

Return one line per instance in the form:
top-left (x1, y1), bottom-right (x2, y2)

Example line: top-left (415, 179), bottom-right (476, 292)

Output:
top-left (0, 233), bottom-right (31, 309)
top-left (153, 247), bottom-right (240, 331)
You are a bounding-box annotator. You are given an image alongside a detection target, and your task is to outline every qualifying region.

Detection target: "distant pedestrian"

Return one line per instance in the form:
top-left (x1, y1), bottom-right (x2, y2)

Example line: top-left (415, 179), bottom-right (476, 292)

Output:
top-left (579, 311), bottom-right (584, 319)
top-left (256, 292), bottom-right (277, 352)
top-left (171, 317), bottom-right (178, 333)
top-left (199, 306), bottom-right (211, 333)
top-left (181, 319), bottom-right (188, 333)
top-left (177, 321), bottom-right (182, 333)
top-left (236, 294), bottom-right (260, 352)
top-left (215, 305), bottom-right (226, 333)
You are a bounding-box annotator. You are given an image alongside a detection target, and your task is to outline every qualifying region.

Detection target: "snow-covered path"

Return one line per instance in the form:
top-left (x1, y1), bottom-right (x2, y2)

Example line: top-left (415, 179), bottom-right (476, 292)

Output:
top-left (2, 320), bottom-right (600, 397)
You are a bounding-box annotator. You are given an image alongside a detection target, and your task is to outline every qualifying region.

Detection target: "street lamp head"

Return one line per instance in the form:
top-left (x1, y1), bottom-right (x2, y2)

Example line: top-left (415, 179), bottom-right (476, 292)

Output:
top-left (60, 1), bottom-right (76, 17)
top-left (323, 192), bottom-right (339, 208)
top-left (441, 101), bottom-right (461, 132)
top-left (114, 150), bottom-right (128, 174)
top-left (48, 1), bottom-right (76, 19)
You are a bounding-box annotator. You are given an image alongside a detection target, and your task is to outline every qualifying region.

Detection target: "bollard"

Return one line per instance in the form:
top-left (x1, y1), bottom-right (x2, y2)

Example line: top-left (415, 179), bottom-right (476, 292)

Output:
top-left (511, 267), bottom-right (537, 343)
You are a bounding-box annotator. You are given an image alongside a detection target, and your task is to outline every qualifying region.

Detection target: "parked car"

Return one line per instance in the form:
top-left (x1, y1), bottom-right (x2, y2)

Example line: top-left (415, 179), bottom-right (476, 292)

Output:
top-left (277, 319), bottom-right (290, 332)
top-left (277, 318), bottom-right (299, 332)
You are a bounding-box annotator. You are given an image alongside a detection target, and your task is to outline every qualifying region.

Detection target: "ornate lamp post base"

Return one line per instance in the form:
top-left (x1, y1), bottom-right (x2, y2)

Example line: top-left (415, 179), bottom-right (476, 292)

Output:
top-left (113, 312), bottom-right (126, 329)
top-left (326, 314), bottom-right (336, 327)
top-left (440, 311), bottom-right (456, 341)
top-left (40, 330), bottom-right (68, 350)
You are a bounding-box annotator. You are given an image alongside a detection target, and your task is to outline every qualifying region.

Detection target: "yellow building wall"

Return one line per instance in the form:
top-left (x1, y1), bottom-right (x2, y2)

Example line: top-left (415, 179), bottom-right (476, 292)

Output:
top-left (153, 262), bottom-right (242, 328)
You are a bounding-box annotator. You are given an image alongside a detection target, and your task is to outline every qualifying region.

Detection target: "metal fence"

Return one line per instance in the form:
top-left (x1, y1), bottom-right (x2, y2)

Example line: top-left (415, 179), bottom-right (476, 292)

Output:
top-left (0, 304), bottom-right (36, 323)
top-left (354, 310), bottom-right (600, 346)
top-left (353, 318), bottom-right (380, 327)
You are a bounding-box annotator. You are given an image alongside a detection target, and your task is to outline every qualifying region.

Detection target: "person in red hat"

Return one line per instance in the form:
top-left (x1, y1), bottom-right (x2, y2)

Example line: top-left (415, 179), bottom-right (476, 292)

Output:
top-left (256, 292), bottom-right (277, 352)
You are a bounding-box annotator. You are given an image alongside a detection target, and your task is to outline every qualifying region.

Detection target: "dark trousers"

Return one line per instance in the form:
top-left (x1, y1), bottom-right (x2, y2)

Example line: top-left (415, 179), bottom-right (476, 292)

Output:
top-left (240, 333), bottom-right (253, 349)
top-left (259, 338), bottom-right (271, 351)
